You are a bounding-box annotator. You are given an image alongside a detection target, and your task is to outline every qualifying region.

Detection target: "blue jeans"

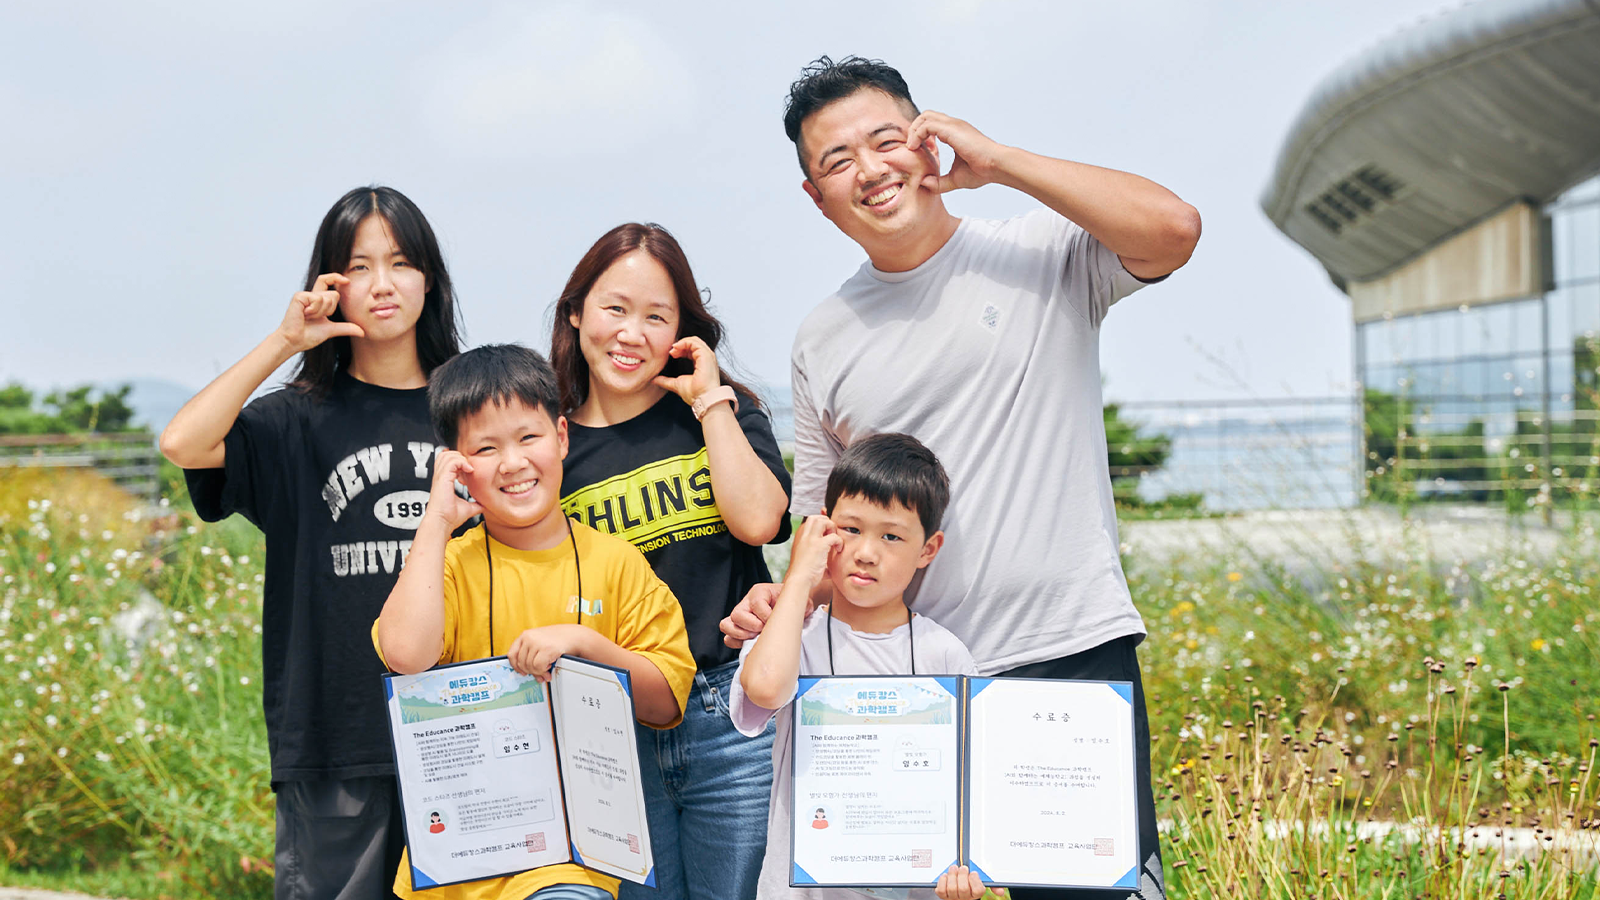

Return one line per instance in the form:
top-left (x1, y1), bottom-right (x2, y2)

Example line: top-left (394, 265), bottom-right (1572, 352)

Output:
top-left (619, 660), bottom-right (775, 900)
top-left (525, 886), bottom-right (613, 900)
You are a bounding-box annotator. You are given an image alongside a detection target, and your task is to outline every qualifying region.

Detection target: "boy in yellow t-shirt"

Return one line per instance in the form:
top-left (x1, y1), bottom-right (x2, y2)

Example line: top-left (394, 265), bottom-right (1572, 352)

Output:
top-left (375, 343), bottom-right (695, 900)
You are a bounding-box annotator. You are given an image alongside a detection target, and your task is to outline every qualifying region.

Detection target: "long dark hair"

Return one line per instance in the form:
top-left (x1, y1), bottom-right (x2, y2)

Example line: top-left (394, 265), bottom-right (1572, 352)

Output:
top-left (550, 222), bottom-right (761, 416)
top-left (288, 186), bottom-right (463, 396)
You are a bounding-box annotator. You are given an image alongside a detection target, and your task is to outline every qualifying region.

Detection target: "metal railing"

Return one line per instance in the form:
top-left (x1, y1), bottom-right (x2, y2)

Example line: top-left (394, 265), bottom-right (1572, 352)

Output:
top-left (0, 433), bottom-right (162, 505)
top-left (1111, 398), bottom-right (1361, 512)
top-left (765, 392), bottom-right (1600, 514)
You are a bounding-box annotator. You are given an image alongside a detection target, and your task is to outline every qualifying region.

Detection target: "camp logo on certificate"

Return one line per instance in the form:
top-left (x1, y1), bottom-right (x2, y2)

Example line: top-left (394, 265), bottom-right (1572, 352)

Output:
top-left (383, 656), bottom-right (657, 890)
top-left (791, 676), bottom-right (1140, 892)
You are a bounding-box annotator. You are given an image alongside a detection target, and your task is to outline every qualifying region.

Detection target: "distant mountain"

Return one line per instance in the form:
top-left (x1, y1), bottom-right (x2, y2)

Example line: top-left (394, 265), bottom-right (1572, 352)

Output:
top-left (118, 378), bottom-right (195, 435)
top-left (111, 378), bottom-right (788, 441)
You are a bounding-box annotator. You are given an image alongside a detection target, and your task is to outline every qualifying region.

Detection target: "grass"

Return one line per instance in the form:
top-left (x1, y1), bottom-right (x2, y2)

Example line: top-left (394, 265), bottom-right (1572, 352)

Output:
top-left (2, 468), bottom-right (1598, 898)
top-left (0, 469), bottom-right (273, 899)
top-left (1132, 524), bottom-right (1600, 898)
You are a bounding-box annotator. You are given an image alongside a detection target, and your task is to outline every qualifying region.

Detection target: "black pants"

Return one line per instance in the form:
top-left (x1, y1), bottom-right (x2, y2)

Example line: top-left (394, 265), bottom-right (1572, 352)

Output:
top-left (997, 635), bottom-right (1164, 900)
top-left (274, 776), bottom-right (407, 900)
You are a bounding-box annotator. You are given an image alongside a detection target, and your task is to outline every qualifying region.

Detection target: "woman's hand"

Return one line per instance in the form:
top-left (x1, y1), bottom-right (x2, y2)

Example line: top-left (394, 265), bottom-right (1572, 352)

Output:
top-left (277, 273), bottom-right (364, 352)
top-left (651, 336), bottom-right (721, 406)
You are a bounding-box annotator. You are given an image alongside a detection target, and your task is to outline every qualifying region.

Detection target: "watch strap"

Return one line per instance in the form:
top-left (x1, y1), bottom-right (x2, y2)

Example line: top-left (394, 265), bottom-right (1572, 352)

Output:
top-left (691, 385), bottom-right (738, 421)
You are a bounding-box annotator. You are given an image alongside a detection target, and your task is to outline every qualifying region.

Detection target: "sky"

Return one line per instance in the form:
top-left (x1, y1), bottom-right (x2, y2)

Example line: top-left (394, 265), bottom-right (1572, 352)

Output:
top-left (0, 0), bottom-right (1461, 420)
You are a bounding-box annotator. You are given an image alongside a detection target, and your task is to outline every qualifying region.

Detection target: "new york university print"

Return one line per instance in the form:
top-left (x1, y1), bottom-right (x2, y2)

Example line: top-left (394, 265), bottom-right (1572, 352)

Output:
top-left (322, 439), bottom-right (441, 578)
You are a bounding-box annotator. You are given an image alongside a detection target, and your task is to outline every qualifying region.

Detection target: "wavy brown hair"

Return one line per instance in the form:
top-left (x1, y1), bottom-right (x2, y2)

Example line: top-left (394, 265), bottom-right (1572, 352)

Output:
top-left (550, 223), bottom-right (761, 417)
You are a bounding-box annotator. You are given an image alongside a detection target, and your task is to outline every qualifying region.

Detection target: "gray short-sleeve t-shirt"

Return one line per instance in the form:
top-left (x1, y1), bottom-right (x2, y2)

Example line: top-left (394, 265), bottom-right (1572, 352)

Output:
top-left (790, 210), bottom-right (1153, 674)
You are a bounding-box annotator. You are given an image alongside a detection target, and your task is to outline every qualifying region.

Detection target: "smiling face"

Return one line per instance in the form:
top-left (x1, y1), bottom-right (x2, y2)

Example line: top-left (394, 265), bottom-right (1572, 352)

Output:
top-left (800, 89), bottom-right (946, 261)
top-left (825, 493), bottom-right (943, 620)
top-left (338, 214), bottom-right (428, 347)
top-left (455, 397), bottom-right (569, 547)
top-left (568, 250), bottom-right (680, 405)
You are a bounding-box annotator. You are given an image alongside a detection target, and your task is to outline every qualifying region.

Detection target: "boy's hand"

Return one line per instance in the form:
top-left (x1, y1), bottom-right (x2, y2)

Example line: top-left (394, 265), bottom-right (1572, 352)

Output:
top-left (720, 582), bottom-right (779, 648)
top-left (788, 514), bottom-right (841, 590)
top-left (277, 273), bottom-right (363, 352)
top-left (506, 625), bottom-right (591, 680)
top-left (424, 451), bottom-right (483, 531)
top-left (935, 865), bottom-right (1002, 900)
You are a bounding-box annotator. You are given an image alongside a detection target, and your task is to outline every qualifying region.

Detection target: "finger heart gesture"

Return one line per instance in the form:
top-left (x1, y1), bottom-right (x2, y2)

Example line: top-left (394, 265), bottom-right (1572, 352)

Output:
top-left (907, 111), bottom-right (1003, 195)
top-left (281, 272), bottom-right (364, 351)
top-left (652, 336), bottom-right (721, 405)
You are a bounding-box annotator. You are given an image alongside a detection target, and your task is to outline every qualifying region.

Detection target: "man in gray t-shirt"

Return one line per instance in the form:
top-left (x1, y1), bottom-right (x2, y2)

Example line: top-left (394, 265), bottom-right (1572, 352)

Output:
top-left (723, 57), bottom-right (1200, 900)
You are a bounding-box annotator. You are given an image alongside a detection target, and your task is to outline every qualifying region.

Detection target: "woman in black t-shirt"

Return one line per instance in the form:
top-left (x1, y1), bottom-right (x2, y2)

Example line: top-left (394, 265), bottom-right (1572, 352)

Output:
top-left (160, 186), bottom-right (464, 900)
top-left (552, 223), bottom-right (793, 900)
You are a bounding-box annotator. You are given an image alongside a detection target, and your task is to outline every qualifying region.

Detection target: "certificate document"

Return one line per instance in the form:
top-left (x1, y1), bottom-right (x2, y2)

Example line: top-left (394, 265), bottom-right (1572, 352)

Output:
top-left (790, 676), bottom-right (963, 888)
top-left (384, 656), bottom-right (656, 889)
top-left (966, 678), bottom-right (1139, 890)
top-left (788, 675), bottom-right (1139, 892)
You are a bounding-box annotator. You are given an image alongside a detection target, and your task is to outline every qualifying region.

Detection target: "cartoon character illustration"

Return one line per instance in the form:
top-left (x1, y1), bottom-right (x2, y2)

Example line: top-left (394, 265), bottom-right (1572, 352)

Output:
top-left (429, 811), bottom-right (446, 834)
top-left (811, 807), bottom-right (829, 830)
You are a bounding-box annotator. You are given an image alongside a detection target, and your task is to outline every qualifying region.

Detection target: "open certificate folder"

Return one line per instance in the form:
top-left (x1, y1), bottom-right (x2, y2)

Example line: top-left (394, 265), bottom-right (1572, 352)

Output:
top-left (790, 676), bottom-right (1140, 892)
top-left (383, 656), bottom-right (656, 890)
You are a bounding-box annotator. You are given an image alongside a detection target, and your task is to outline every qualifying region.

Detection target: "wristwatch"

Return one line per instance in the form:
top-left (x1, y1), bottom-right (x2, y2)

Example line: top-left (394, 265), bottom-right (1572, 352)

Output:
top-left (691, 385), bottom-right (739, 421)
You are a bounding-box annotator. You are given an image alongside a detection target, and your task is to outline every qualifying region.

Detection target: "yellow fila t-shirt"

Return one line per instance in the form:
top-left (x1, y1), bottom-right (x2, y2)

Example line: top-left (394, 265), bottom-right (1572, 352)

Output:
top-left (371, 520), bottom-right (694, 900)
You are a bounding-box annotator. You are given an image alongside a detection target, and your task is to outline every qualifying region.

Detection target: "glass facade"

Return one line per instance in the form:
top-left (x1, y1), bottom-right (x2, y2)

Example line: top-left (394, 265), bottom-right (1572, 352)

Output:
top-left (1355, 176), bottom-right (1600, 502)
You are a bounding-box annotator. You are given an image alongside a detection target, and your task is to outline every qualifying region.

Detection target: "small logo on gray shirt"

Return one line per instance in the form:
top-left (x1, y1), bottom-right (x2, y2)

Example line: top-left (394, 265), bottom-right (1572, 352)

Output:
top-left (980, 304), bottom-right (1001, 331)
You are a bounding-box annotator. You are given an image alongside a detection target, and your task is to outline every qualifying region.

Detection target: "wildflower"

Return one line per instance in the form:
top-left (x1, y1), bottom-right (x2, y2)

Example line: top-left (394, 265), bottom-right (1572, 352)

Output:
top-left (1227, 572), bottom-right (1242, 583)
top-left (11, 753), bottom-right (21, 765)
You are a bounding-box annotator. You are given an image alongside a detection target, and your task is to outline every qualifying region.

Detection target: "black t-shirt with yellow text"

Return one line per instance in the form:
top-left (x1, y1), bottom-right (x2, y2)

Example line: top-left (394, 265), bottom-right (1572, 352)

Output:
top-left (562, 394), bottom-right (792, 671)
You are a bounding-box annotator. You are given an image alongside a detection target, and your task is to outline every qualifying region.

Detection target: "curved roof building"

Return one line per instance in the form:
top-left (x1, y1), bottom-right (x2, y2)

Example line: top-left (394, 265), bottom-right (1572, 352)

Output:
top-left (1263, 0), bottom-right (1600, 293)
top-left (1264, 0), bottom-right (1600, 503)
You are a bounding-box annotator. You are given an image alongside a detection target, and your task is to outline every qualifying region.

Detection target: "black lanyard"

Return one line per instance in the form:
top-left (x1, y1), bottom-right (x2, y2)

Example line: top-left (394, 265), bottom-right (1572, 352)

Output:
top-left (825, 605), bottom-right (915, 676)
top-left (483, 516), bottom-right (583, 653)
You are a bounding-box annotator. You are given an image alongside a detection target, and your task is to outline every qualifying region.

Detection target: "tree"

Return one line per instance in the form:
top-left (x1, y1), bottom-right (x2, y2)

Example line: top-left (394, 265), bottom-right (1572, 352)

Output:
top-left (0, 381), bottom-right (139, 434)
top-left (1103, 402), bottom-right (1199, 511)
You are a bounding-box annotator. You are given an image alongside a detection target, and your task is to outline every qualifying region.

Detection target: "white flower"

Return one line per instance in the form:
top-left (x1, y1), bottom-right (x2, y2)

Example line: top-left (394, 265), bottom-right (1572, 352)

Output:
top-left (11, 753), bottom-right (22, 765)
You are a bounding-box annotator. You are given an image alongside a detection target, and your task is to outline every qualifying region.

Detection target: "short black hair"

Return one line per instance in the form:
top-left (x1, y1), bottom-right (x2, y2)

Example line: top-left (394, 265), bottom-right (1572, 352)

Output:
top-left (782, 55), bottom-right (919, 179)
top-left (427, 344), bottom-right (561, 449)
top-left (824, 433), bottom-right (949, 538)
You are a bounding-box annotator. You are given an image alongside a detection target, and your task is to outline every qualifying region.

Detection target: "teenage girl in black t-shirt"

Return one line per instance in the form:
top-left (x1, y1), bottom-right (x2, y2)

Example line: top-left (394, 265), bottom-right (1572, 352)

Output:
top-left (551, 223), bottom-right (793, 900)
top-left (161, 186), bottom-right (463, 900)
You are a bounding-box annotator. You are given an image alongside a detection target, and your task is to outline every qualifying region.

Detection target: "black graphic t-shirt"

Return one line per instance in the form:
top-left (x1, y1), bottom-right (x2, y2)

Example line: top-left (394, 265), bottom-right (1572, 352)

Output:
top-left (562, 394), bottom-right (792, 671)
top-left (185, 371), bottom-right (439, 782)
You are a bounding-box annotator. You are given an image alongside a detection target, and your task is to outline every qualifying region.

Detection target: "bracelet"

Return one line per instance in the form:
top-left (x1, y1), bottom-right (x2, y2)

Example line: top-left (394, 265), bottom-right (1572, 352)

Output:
top-left (691, 385), bottom-right (738, 421)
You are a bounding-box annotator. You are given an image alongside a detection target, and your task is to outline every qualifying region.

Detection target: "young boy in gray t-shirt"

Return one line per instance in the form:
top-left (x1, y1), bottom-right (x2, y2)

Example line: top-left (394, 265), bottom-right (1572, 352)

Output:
top-left (730, 434), bottom-right (1000, 900)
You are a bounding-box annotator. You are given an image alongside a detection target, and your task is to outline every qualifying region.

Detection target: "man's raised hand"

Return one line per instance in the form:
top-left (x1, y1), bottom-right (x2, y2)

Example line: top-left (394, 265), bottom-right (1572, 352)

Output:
top-left (278, 273), bottom-right (363, 352)
top-left (908, 111), bottom-right (1008, 195)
